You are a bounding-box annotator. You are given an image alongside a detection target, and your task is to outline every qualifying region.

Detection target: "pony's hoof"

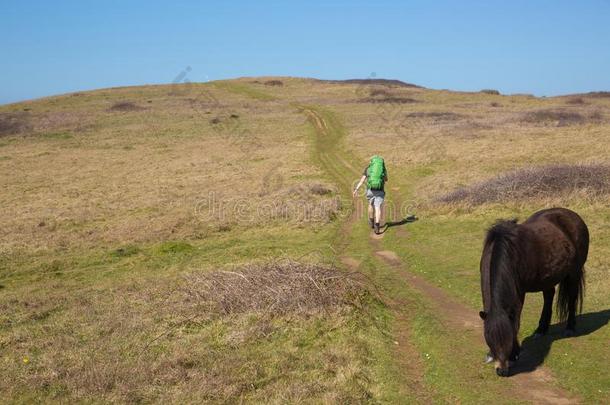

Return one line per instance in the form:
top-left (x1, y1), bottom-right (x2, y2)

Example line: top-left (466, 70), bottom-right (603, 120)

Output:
top-left (484, 353), bottom-right (494, 364)
top-left (563, 329), bottom-right (576, 337)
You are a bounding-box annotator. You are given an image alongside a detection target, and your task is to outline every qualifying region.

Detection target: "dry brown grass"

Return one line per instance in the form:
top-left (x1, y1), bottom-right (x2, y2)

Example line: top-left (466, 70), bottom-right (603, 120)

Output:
top-left (0, 257), bottom-right (378, 403)
top-left (0, 82), bottom-right (333, 252)
top-left (436, 164), bottom-right (610, 205)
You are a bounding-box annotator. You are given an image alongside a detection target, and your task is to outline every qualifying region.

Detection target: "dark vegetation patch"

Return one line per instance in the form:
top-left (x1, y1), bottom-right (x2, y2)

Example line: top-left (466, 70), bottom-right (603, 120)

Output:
top-left (112, 244), bottom-right (141, 258)
top-left (41, 131), bottom-right (73, 140)
top-left (108, 101), bottom-right (145, 112)
top-left (360, 96), bottom-right (419, 104)
top-left (565, 97), bottom-right (586, 105)
top-left (521, 109), bottom-right (603, 126)
top-left (585, 91), bottom-right (610, 98)
top-left (157, 241), bottom-right (194, 255)
top-left (406, 111), bottom-right (463, 121)
top-left (437, 164), bottom-right (610, 205)
top-left (368, 88), bottom-right (392, 97)
top-left (480, 89), bottom-right (501, 95)
top-left (183, 260), bottom-right (369, 317)
top-left (322, 78), bottom-right (421, 88)
top-left (360, 88), bottom-right (419, 103)
top-left (490, 102), bottom-right (501, 107)
top-left (263, 80), bottom-right (284, 87)
top-left (0, 112), bottom-right (32, 136)
top-left (288, 183), bottom-right (334, 196)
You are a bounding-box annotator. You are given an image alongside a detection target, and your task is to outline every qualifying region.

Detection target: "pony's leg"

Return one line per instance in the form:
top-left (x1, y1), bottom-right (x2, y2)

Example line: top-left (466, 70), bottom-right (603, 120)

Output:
top-left (509, 337), bottom-right (521, 361)
top-left (534, 287), bottom-right (555, 336)
top-left (566, 282), bottom-right (578, 335)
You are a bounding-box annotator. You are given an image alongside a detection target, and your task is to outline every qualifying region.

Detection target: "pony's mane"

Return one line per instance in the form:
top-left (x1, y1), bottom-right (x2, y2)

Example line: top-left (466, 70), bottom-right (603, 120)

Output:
top-left (482, 219), bottom-right (525, 358)
top-left (484, 219), bottom-right (523, 314)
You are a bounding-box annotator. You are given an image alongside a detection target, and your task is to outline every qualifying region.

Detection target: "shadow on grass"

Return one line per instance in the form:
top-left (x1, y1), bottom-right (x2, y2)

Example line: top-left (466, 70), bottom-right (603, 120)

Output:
top-left (510, 309), bottom-right (610, 376)
top-left (380, 215), bottom-right (418, 234)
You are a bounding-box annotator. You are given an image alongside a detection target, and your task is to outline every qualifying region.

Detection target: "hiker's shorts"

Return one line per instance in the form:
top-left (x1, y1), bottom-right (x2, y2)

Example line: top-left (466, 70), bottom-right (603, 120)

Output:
top-left (366, 189), bottom-right (385, 209)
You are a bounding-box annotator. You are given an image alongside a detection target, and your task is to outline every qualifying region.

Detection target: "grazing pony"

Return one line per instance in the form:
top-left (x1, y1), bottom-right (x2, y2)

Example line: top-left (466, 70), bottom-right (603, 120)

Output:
top-left (479, 208), bottom-right (589, 376)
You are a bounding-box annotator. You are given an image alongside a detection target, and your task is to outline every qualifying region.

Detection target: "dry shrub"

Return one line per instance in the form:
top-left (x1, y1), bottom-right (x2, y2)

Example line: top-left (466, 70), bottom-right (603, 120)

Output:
top-left (183, 261), bottom-right (368, 317)
top-left (490, 102), bottom-right (501, 107)
top-left (406, 111), bottom-right (463, 121)
top-left (566, 97), bottom-right (586, 105)
top-left (343, 78), bottom-right (420, 88)
top-left (0, 112), bottom-right (31, 136)
top-left (264, 80), bottom-right (284, 87)
top-left (288, 183), bottom-right (334, 196)
top-left (586, 91), bottom-right (610, 98)
top-left (520, 109), bottom-right (603, 126)
top-left (360, 96), bottom-right (419, 104)
top-left (437, 164), bottom-right (610, 205)
top-left (361, 87), bottom-right (419, 104)
top-left (368, 88), bottom-right (391, 97)
top-left (309, 183), bottom-right (333, 195)
top-left (322, 78), bottom-right (421, 88)
top-left (481, 89), bottom-right (500, 95)
top-left (108, 101), bottom-right (144, 112)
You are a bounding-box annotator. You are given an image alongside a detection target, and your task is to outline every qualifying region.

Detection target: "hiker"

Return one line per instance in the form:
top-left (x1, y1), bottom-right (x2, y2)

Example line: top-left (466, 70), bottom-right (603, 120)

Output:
top-left (353, 155), bottom-right (388, 234)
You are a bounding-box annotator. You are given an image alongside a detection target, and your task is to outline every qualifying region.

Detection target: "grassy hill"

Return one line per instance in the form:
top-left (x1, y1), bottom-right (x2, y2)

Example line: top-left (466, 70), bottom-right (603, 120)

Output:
top-left (1, 78), bottom-right (608, 403)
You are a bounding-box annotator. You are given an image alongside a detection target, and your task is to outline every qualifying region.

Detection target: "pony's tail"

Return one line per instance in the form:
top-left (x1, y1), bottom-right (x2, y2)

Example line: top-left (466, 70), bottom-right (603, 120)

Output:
top-left (556, 265), bottom-right (585, 322)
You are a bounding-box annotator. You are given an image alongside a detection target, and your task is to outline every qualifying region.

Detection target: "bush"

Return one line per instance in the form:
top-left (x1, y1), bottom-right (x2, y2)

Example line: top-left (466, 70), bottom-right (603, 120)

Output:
top-left (480, 89), bottom-right (500, 95)
top-left (108, 101), bottom-right (144, 112)
top-left (565, 97), bottom-right (586, 105)
top-left (182, 260), bottom-right (369, 317)
top-left (263, 80), bottom-right (283, 86)
top-left (437, 164), bottom-right (610, 205)
top-left (0, 112), bottom-right (31, 136)
top-left (521, 109), bottom-right (589, 126)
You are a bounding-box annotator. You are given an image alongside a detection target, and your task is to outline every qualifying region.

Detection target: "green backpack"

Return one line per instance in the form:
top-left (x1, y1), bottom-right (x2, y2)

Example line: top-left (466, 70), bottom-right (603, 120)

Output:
top-left (367, 156), bottom-right (385, 190)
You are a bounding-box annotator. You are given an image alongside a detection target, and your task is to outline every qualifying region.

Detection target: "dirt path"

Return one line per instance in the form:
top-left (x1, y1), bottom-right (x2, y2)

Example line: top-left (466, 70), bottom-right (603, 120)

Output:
top-left (303, 106), bottom-right (433, 401)
top-left (303, 105), bottom-right (578, 404)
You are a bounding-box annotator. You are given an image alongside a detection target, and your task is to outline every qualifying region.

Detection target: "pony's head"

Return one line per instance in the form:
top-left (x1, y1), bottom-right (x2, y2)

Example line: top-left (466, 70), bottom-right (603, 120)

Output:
top-left (480, 219), bottom-right (523, 377)
top-left (479, 309), bottom-right (518, 376)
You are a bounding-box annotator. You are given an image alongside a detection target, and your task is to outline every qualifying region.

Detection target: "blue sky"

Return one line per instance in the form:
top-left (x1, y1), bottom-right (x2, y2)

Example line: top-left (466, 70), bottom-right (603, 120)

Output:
top-left (2, 0), bottom-right (610, 104)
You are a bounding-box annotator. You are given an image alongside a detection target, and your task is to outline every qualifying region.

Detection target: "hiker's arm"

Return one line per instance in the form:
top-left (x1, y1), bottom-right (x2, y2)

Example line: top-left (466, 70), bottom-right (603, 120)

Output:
top-left (353, 175), bottom-right (366, 196)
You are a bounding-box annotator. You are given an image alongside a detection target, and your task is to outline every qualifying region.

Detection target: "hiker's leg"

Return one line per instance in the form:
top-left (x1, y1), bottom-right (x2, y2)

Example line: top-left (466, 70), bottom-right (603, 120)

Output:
top-left (374, 192), bottom-right (385, 225)
top-left (375, 199), bottom-right (382, 223)
top-left (368, 202), bottom-right (374, 221)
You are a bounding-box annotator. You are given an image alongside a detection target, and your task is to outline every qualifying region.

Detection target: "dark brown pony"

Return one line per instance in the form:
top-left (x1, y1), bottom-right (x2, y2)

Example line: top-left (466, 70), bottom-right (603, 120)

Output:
top-left (479, 208), bottom-right (589, 377)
